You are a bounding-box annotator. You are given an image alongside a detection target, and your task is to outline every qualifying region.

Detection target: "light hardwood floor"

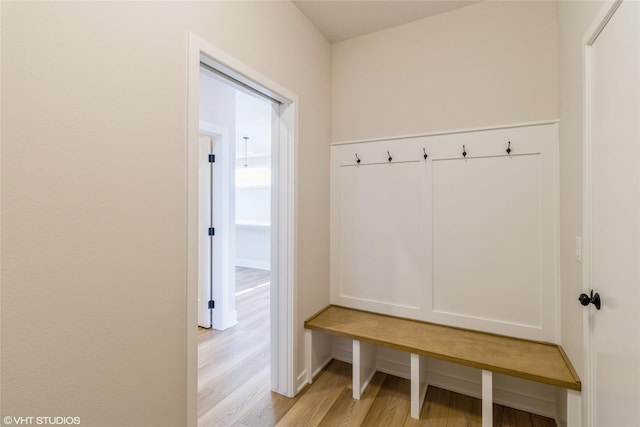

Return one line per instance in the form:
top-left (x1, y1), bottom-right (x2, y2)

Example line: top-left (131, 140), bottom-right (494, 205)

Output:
top-left (198, 267), bottom-right (556, 427)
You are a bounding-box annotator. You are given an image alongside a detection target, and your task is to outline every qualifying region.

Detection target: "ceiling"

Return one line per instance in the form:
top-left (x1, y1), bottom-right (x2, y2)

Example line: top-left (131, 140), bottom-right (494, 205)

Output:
top-left (203, 1), bottom-right (483, 163)
top-left (293, 0), bottom-right (480, 44)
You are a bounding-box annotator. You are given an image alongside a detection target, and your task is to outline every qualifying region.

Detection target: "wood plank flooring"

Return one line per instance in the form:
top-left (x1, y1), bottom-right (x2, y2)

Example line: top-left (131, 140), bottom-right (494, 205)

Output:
top-left (276, 363), bottom-right (556, 427)
top-left (198, 267), bottom-right (272, 426)
top-left (198, 267), bottom-right (556, 427)
top-left (234, 267), bottom-right (271, 294)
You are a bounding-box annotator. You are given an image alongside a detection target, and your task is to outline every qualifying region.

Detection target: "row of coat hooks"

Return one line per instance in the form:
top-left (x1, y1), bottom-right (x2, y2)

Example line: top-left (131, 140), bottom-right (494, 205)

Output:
top-left (355, 141), bottom-right (514, 164)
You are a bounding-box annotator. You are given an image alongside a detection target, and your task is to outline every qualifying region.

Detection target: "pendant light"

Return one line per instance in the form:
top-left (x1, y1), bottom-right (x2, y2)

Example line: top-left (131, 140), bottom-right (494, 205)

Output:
top-left (243, 136), bottom-right (249, 168)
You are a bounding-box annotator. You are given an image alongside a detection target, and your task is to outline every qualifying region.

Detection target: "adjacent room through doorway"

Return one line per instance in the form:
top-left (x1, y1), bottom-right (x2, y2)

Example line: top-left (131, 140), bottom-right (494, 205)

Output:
top-left (197, 63), bottom-right (276, 423)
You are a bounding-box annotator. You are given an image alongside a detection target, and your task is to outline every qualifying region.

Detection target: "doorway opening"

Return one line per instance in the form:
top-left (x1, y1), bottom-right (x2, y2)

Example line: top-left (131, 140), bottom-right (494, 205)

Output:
top-left (196, 64), bottom-right (275, 421)
top-left (197, 64), bottom-right (275, 331)
top-left (187, 33), bottom-right (298, 426)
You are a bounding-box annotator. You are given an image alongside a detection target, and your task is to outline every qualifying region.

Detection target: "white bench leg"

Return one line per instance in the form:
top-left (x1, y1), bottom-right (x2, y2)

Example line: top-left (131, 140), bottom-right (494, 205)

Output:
top-left (410, 353), bottom-right (428, 419)
top-left (482, 370), bottom-right (493, 427)
top-left (305, 329), bottom-right (313, 384)
top-left (566, 389), bottom-right (582, 427)
top-left (352, 339), bottom-right (376, 399)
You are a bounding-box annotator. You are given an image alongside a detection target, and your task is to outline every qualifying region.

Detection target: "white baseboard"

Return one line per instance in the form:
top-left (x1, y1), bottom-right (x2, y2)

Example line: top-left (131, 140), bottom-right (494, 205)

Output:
top-left (296, 355), bottom-right (332, 395)
top-left (235, 258), bottom-right (270, 270)
top-left (314, 355), bottom-right (333, 379)
top-left (427, 367), bottom-right (481, 397)
top-left (493, 382), bottom-right (556, 418)
top-left (213, 309), bottom-right (238, 331)
top-left (376, 352), bottom-right (411, 379)
top-left (331, 335), bottom-right (352, 364)
top-left (296, 370), bottom-right (308, 394)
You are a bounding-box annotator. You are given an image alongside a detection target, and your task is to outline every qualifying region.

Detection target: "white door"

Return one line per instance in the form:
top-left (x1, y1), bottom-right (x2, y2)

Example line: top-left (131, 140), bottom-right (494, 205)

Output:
top-left (585, 1), bottom-right (640, 425)
top-left (198, 135), bottom-right (214, 328)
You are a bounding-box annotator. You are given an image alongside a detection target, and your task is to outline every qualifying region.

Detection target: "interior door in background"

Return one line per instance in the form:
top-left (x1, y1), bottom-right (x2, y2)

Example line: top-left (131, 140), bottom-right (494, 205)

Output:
top-left (587, 1), bottom-right (640, 425)
top-left (198, 135), bottom-right (214, 328)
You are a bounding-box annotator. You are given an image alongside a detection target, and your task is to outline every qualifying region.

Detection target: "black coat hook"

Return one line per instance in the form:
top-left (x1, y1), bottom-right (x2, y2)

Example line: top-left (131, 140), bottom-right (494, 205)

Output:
top-left (387, 151), bottom-right (392, 162)
top-left (462, 145), bottom-right (467, 158)
top-left (355, 154), bottom-right (361, 164)
top-left (423, 148), bottom-right (428, 160)
top-left (506, 141), bottom-right (512, 155)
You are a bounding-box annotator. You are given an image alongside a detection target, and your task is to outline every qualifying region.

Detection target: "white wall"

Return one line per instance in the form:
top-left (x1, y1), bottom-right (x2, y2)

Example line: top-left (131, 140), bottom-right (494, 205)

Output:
top-left (233, 92), bottom-right (272, 271)
top-left (0, 2), bottom-right (330, 426)
top-left (331, 0), bottom-right (558, 142)
top-left (235, 223), bottom-right (270, 270)
top-left (236, 187), bottom-right (271, 225)
top-left (236, 185), bottom-right (271, 269)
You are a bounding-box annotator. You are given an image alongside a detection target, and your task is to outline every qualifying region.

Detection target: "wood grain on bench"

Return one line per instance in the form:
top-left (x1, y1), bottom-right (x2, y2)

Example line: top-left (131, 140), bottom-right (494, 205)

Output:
top-left (305, 305), bottom-right (581, 391)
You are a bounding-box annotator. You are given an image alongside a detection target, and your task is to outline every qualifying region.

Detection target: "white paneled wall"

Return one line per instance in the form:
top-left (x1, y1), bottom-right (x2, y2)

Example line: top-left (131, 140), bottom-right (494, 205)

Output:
top-left (339, 162), bottom-right (428, 310)
top-left (329, 121), bottom-right (560, 416)
top-left (330, 122), bottom-right (559, 342)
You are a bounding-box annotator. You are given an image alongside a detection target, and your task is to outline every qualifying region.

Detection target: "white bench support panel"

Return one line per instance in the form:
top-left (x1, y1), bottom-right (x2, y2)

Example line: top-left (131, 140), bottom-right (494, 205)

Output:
top-left (566, 389), bottom-right (582, 427)
top-left (352, 339), bottom-right (376, 399)
top-left (482, 370), bottom-right (493, 427)
top-left (410, 353), bottom-right (428, 419)
top-left (305, 329), bottom-right (313, 384)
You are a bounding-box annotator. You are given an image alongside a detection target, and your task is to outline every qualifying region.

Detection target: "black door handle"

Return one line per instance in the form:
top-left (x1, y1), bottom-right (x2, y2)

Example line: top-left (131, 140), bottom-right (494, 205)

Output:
top-left (579, 290), bottom-right (601, 310)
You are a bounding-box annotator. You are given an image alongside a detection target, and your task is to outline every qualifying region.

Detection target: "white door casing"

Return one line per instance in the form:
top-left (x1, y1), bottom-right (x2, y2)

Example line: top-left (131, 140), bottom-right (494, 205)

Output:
top-left (187, 33), bottom-right (298, 426)
top-left (583, 1), bottom-right (640, 426)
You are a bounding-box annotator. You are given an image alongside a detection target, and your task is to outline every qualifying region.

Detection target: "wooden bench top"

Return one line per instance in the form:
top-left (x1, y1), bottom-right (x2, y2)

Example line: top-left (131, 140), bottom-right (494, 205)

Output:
top-left (305, 305), bottom-right (581, 391)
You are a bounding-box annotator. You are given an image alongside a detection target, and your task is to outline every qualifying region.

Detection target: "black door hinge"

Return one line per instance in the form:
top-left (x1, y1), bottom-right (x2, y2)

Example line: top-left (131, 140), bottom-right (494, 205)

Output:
top-left (208, 154), bottom-right (215, 163)
top-left (208, 227), bottom-right (215, 236)
top-left (208, 300), bottom-right (215, 309)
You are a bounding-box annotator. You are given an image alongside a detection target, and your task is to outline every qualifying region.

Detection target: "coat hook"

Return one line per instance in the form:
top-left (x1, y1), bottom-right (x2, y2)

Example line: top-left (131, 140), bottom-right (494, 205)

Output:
top-left (387, 151), bottom-right (392, 162)
top-left (355, 154), bottom-right (361, 164)
top-left (423, 148), bottom-right (428, 160)
top-left (506, 141), bottom-right (512, 155)
top-left (462, 145), bottom-right (467, 158)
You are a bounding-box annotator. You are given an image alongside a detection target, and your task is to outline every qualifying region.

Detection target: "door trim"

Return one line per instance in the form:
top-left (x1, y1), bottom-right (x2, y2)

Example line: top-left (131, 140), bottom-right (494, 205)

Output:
top-left (582, 2), bottom-right (623, 426)
top-left (186, 32), bottom-right (298, 426)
